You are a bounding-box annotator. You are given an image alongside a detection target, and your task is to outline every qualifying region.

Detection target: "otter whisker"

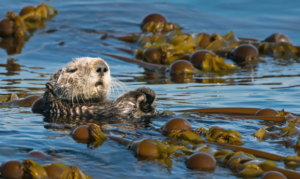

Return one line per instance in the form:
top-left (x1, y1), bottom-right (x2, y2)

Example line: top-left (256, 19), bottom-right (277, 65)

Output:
top-left (110, 80), bottom-right (118, 95)
top-left (110, 80), bottom-right (117, 95)
top-left (113, 80), bottom-right (120, 94)
top-left (111, 77), bottom-right (126, 95)
top-left (107, 76), bottom-right (116, 96)
top-left (107, 83), bottom-right (112, 96)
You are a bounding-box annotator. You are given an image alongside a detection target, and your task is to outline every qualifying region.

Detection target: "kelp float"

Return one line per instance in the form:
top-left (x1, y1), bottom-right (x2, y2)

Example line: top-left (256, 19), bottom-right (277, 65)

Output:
top-left (0, 160), bottom-right (91, 179)
top-left (0, 2), bottom-right (58, 55)
top-left (107, 116), bottom-right (300, 178)
top-left (82, 13), bottom-right (300, 84)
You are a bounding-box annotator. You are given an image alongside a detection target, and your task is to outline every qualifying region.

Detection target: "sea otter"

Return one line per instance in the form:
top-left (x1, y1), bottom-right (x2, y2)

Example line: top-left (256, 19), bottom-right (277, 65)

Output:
top-left (43, 57), bottom-right (156, 120)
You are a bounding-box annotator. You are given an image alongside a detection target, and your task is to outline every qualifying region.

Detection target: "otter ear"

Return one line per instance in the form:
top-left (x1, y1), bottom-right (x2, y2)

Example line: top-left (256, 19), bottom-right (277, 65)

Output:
top-left (46, 81), bottom-right (55, 91)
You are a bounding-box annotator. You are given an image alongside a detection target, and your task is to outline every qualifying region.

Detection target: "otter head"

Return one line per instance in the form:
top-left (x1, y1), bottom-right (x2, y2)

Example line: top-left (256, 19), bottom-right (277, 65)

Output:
top-left (46, 57), bottom-right (111, 103)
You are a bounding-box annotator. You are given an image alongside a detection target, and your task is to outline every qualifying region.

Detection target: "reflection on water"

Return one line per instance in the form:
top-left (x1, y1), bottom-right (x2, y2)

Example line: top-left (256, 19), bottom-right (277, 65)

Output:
top-left (0, 58), bottom-right (22, 76)
top-left (0, 58), bottom-right (46, 98)
top-left (0, 0), bottom-right (300, 178)
top-left (126, 69), bottom-right (257, 84)
top-left (0, 37), bottom-right (26, 55)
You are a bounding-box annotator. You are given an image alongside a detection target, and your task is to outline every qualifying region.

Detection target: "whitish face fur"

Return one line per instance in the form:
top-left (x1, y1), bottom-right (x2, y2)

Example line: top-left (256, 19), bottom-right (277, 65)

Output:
top-left (51, 57), bottom-right (111, 103)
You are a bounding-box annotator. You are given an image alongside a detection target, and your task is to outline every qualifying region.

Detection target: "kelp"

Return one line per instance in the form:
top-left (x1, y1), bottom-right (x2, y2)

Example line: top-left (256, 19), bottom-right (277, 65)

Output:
top-left (136, 41), bottom-right (237, 70)
top-left (0, 160), bottom-right (91, 179)
top-left (0, 2), bottom-right (58, 56)
top-left (197, 145), bottom-right (217, 156)
top-left (22, 159), bottom-right (48, 179)
top-left (157, 43), bottom-right (185, 64)
top-left (260, 164), bottom-right (300, 179)
top-left (168, 33), bottom-right (196, 54)
top-left (98, 30), bottom-right (272, 74)
top-left (259, 41), bottom-right (298, 59)
top-left (83, 50), bottom-right (169, 70)
top-left (0, 93), bottom-right (42, 108)
top-left (255, 120), bottom-right (300, 141)
top-left (135, 31), bottom-right (238, 69)
top-left (132, 139), bottom-right (169, 159)
top-left (98, 20), bottom-right (300, 78)
top-left (142, 21), bottom-right (181, 33)
top-left (194, 32), bottom-right (212, 48)
top-left (175, 107), bottom-right (299, 122)
top-left (194, 127), bottom-right (208, 136)
top-left (71, 124), bottom-right (107, 149)
top-left (136, 43), bottom-right (189, 65)
top-left (1, 3), bottom-right (58, 38)
top-left (169, 131), bottom-right (204, 144)
top-left (206, 32), bottom-right (232, 52)
top-left (207, 141), bottom-right (285, 161)
top-left (222, 31), bottom-right (243, 48)
top-left (254, 128), bottom-right (273, 140)
top-left (132, 138), bottom-right (192, 158)
top-left (206, 126), bottom-right (243, 145)
top-left (21, 2), bottom-right (58, 22)
top-left (205, 31), bottom-right (258, 52)
top-left (52, 162), bottom-right (70, 170)
top-left (108, 135), bottom-right (192, 168)
top-left (107, 131), bottom-right (300, 178)
top-left (278, 121), bottom-right (300, 137)
top-left (161, 110), bottom-right (176, 116)
top-left (213, 151), bottom-right (280, 177)
top-left (87, 124), bottom-right (107, 149)
top-left (5, 11), bottom-right (27, 38)
top-left (176, 107), bottom-right (261, 115)
top-left (59, 166), bottom-right (92, 179)
top-left (227, 151), bottom-right (257, 169)
top-left (210, 141), bottom-right (300, 168)
top-left (285, 156), bottom-right (300, 166)
top-left (42, 163), bottom-right (91, 179)
top-left (202, 53), bottom-right (237, 71)
top-left (0, 93), bottom-right (18, 102)
top-left (138, 34), bottom-right (167, 47)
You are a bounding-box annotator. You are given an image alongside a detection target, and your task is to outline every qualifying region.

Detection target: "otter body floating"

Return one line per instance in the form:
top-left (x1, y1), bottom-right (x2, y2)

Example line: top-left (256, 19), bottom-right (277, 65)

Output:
top-left (42, 57), bottom-right (157, 120)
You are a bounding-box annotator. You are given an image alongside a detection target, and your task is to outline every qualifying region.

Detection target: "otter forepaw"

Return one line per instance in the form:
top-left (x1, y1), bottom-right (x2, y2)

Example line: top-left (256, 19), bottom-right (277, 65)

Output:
top-left (135, 87), bottom-right (156, 114)
top-left (135, 87), bottom-right (156, 105)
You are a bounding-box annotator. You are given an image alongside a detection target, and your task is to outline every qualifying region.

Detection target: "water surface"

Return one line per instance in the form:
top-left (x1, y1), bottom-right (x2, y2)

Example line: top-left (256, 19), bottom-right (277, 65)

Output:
top-left (0, 0), bottom-right (300, 178)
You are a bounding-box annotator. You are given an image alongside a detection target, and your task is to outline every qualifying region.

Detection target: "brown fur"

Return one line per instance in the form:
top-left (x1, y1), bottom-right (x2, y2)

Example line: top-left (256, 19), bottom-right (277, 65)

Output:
top-left (43, 57), bottom-right (156, 120)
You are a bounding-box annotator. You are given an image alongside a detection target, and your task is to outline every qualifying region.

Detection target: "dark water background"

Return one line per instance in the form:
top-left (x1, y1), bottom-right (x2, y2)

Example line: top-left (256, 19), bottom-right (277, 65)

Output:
top-left (0, 0), bottom-right (300, 178)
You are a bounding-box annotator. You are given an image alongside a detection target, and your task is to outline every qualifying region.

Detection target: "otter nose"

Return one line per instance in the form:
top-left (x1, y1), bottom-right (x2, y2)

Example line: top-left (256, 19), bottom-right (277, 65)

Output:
top-left (96, 64), bottom-right (108, 76)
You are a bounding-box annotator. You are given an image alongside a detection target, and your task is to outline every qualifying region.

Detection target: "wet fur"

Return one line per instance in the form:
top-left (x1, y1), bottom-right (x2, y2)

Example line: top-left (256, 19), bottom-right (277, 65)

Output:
top-left (43, 57), bottom-right (156, 120)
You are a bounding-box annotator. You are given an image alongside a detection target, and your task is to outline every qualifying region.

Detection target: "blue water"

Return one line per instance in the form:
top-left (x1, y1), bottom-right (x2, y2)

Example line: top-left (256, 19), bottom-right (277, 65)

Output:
top-left (0, 0), bottom-right (300, 178)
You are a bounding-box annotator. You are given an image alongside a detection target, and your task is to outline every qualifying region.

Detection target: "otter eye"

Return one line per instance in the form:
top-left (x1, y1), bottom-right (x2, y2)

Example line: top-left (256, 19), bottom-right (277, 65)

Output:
top-left (67, 68), bottom-right (77, 73)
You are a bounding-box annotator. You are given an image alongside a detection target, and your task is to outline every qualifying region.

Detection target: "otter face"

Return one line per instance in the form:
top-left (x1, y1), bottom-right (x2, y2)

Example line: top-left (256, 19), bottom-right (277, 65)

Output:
top-left (48, 57), bottom-right (111, 103)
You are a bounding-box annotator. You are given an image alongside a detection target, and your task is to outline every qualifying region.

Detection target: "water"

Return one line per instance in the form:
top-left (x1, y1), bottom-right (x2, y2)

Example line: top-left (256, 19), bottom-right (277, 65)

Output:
top-left (0, 0), bottom-right (300, 178)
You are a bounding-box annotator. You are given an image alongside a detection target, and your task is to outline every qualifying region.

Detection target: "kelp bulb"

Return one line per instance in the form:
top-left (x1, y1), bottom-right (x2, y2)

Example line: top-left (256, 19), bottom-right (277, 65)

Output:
top-left (0, 160), bottom-right (23, 179)
top-left (162, 118), bottom-right (192, 134)
top-left (254, 108), bottom-right (279, 116)
top-left (262, 171), bottom-right (287, 179)
top-left (190, 50), bottom-right (214, 69)
top-left (264, 33), bottom-right (291, 43)
top-left (186, 153), bottom-right (216, 171)
top-left (141, 13), bottom-right (168, 28)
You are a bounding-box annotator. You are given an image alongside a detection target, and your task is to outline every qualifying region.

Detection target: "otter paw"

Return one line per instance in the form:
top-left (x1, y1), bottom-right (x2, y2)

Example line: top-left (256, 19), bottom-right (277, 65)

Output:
top-left (135, 87), bottom-right (156, 105)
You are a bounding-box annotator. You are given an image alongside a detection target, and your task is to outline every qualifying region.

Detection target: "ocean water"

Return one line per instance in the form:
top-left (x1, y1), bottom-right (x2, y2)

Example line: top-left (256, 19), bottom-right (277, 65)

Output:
top-left (0, 0), bottom-right (300, 178)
